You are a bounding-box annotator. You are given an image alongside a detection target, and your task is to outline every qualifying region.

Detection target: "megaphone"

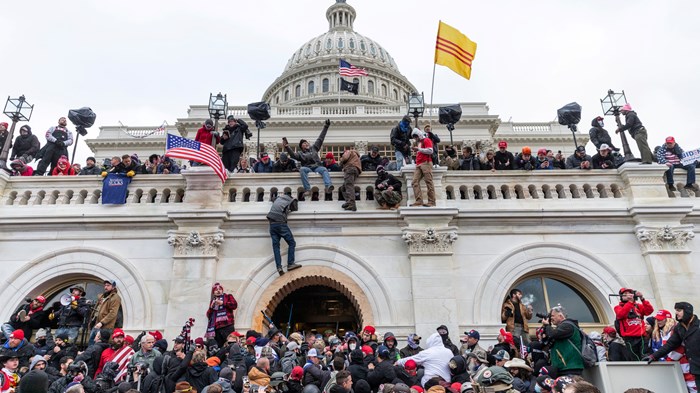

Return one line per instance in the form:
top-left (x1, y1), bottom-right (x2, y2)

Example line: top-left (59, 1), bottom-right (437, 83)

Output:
top-left (60, 294), bottom-right (72, 306)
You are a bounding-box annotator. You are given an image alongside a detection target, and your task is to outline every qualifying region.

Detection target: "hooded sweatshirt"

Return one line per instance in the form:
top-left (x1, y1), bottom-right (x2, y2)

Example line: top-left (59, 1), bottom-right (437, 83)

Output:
top-left (11, 126), bottom-right (40, 160)
top-left (395, 333), bottom-right (453, 385)
top-left (436, 325), bottom-right (459, 355)
top-left (51, 156), bottom-right (75, 176)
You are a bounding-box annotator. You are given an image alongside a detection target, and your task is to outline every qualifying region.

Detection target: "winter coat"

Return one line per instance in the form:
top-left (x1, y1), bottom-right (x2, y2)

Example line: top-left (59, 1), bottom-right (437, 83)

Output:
top-left (449, 355), bottom-right (470, 383)
top-left (3, 338), bottom-right (36, 368)
top-left (11, 131), bottom-right (40, 160)
top-left (494, 151), bottom-right (516, 170)
top-left (195, 126), bottom-right (221, 146)
top-left (565, 153), bottom-right (593, 169)
top-left (515, 154), bottom-right (536, 170)
top-left (535, 157), bottom-right (554, 170)
top-left (206, 293), bottom-right (238, 329)
top-left (267, 194), bottom-right (298, 224)
top-left (43, 126), bottom-right (73, 157)
top-left (7, 303), bottom-right (47, 340)
top-left (76, 342), bottom-right (110, 377)
top-left (545, 319), bottom-right (584, 373)
top-left (341, 150), bottom-right (362, 174)
top-left (186, 362), bottom-right (219, 392)
top-left (459, 155), bottom-right (480, 171)
top-left (284, 124), bottom-right (330, 168)
top-left (653, 315), bottom-right (700, 374)
top-left (501, 299), bottom-right (533, 333)
top-left (202, 378), bottom-right (234, 393)
top-left (436, 325), bottom-right (459, 356)
top-left (94, 290), bottom-right (121, 329)
top-left (395, 333), bottom-right (453, 386)
top-left (656, 143), bottom-right (685, 165)
top-left (51, 156), bottom-right (76, 176)
top-left (399, 344), bottom-right (423, 359)
top-left (303, 362), bottom-right (331, 389)
top-left (375, 172), bottom-right (402, 196)
top-left (273, 158), bottom-right (298, 172)
top-left (393, 365), bottom-right (420, 387)
top-left (157, 157), bottom-right (181, 174)
top-left (619, 110), bottom-right (645, 137)
top-left (589, 118), bottom-right (614, 149)
top-left (48, 374), bottom-right (97, 393)
top-left (614, 300), bottom-right (654, 338)
top-left (281, 350), bottom-right (300, 374)
top-left (592, 153), bottom-right (615, 169)
top-left (56, 297), bottom-right (89, 328)
top-left (48, 343), bottom-right (78, 370)
top-left (348, 349), bottom-right (368, 383)
top-left (79, 164), bottom-right (102, 175)
top-left (249, 366), bottom-right (272, 387)
top-left (361, 153), bottom-right (384, 172)
top-left (253, 159), bottom-right (275, 173)
top-left (366, 360), bottom-right (397, 392)
top-left (221, 119), bottom-right (251, 151)
top-left (389, 121), bottom-right (412, 156)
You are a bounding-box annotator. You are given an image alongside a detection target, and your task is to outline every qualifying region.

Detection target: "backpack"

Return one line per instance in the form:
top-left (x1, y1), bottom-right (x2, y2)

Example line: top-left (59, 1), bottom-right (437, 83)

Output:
top-left (562, 321), bottom-right (598, 368)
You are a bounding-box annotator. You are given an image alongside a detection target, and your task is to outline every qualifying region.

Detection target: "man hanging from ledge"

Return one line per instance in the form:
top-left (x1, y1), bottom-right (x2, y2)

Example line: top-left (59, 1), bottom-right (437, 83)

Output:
top-left (282, 119), bottom-right (334, 200)
top-left (267, 194), bottom-right (302, 276)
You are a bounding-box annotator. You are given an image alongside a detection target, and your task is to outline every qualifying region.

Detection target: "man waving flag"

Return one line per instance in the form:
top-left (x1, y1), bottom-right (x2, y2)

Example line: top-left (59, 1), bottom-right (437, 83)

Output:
top-left (434, 21), bottom-right (477, 80)
top-left (165, 133), bottom-right (228, 182)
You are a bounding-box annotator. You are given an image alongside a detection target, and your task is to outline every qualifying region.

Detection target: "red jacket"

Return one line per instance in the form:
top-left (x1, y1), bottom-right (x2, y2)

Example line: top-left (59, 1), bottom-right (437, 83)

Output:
top-left (206, 293), bottom-right (238, 329)
top-left (415, 138), bottom-right (434, 165)
top-left (614, 300), bottom-right (654, 337)
top-left (195, 126), bottom-right (220, 146)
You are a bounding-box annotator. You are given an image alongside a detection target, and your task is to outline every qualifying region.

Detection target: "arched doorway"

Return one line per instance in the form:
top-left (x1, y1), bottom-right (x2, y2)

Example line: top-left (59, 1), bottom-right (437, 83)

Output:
top-left (270, 285), bottom-right (361, 336)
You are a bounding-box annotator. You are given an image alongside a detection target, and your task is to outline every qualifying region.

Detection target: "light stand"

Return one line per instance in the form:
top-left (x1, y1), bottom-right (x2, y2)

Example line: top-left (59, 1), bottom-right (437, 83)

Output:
top-left (247, 102), bottom-right (271, 158)
top-left (0, 95), bottom-right (33, 170)
top-left (407, 92), bottom-right (425, 129)
top-left (208, 93), bottom-right (228, 148)
top-left (68, 107), bottom-right (97, 165)
top-left (557, 102), bottom-right (582, 150)
top-left (601, 89), bottom-right (636, 161)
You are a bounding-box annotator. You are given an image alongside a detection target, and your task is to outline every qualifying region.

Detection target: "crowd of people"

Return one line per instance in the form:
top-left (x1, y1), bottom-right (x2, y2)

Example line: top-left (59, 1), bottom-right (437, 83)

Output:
top-left (3, 105), bottom-right (695, 195)
top-left (0, 280), bottom-right (693, 393)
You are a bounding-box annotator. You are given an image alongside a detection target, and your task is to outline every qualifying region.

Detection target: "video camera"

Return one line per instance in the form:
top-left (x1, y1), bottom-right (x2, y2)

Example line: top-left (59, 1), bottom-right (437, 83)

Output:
top-left (127, 361), bottom-right (149, 376)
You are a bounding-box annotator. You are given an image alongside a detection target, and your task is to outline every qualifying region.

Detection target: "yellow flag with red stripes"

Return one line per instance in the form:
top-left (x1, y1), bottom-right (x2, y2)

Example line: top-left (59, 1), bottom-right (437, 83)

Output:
top-left (434, 21), bottom-right (477, 80)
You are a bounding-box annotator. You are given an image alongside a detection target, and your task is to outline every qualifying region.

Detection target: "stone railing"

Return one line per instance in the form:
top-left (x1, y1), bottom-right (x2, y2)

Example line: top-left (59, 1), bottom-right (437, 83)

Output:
top-left (0, 164), bottom-right (682, 209)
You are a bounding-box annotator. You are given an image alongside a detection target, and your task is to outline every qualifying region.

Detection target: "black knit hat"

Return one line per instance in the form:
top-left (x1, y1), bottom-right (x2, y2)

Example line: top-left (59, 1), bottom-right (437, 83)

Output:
top-left (299, 139), bottom-right (308, 149)
top-left (18, 370), bottom-right (49, 393)
top-left (675, 302), bottom-right (694, 315)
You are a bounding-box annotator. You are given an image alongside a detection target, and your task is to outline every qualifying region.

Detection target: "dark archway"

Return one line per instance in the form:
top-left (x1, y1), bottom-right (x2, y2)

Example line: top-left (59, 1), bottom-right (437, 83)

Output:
top-left (270, 285), bottom-right (361, 336)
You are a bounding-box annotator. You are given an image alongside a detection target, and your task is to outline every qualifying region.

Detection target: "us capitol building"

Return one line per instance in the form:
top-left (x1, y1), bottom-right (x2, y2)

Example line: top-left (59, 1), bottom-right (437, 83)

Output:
top-left (0, 0), bottom-right (696, 343)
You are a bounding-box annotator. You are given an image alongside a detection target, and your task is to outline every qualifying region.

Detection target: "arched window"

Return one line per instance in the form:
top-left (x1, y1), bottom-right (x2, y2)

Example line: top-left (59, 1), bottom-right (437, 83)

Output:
top-left (338, 38), bottom-right (344, 49)
top-left (295, 85), bottom-right (301, 97)
top-left (352, 78), bottom-right (359, 84)
top-left (284, 90), bottom-right (289, 101)
top-left (308, 81), bottom-right (315, 94)
top-left (275, 95), bottom-right (280, 104)
top-left (42, 279), bottom-right (124, 329)
top-left (368, 80), bottom-right (374, 94)
top-left (392, 89), bottom-right (398, 100)
top-left (381, 84), bottom-right (387, 97)
top-left (322, 78), bottom-right (330, 93)
top-left (510, 276), bottom-right (602, 323)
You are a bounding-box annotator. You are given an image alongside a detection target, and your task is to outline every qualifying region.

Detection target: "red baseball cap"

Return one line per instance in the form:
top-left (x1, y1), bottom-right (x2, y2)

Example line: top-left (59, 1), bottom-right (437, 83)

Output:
top-left (602, 326), bottom-right (616, 335)
top-left (666, 136), bottom-right (675, 144)
top-left (229, 331), bottom-right (244, 338)
top-left (149, 331), bottom-right (163, 341)
top-left (498, 141), bottom-right (508, 148)
top-left (655, 309), bottom-right (672, 321)
top-left (112, 328), bottom-right (125, 338)
top-left (363, 325), bottom-right (376, 334)
top-left (404, 359), bottom-right (417, 370)
top-left (246, 336), bottom-right (257, 346)
top-left (35, 296), bottom-right (46, 304)
top-left (361, 345), bottom-right (374, 356)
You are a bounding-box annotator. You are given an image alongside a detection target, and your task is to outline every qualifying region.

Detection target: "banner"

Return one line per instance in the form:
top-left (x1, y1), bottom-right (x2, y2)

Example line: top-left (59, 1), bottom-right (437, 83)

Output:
top-left (102, 173), bottom-right (132, 205)
top-left (681, 148), bottom-right (700, 166)
top-left (340, 78), bottom-right (359, 95)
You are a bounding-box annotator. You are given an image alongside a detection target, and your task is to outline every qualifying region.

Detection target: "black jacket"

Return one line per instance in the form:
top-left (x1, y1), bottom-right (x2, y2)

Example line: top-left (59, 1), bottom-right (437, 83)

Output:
top-left (284, 124), bottom-right (330, 168)
top-left (303, 363), bottom-right (331, 388)
top-left (390, 123), bottom-right (412, 156)
top-left (515, 154), bottom-right (536, 170)
top-left (273, 159), bottom-right (298, 172)
top-left (348, 349), bottom-right (368, 383)
top-left (652, 315), bottom-right (700, 374)
top-left (75, 342), bottom-right (110, 377)
top-left (49, 374), bottom-right (97, 393)
top-left (361, 153), bottom-right (384, 172)
top-left (185, 362), bottom-right (218, 392)
top-left (459, 155), bottom-right (480, 171)
top-left (589, 118), bottom-right (615, 149)
top-left (375, 173), bottom-right (402, 195)
top-left (592, 153), bottom-right (615, 169)
top-left (79, 165), bottom-right (103, 176)
top-left (48, 342), bottom-right (78, 370)
top-left (221, 120), bottom-right (251, 151)
top-left (619, 110), bottom-right (644, 136)
top-left (11, 132), bottom-right (40, 159)
top-left (56, 298), bottom-right (90, 327)
top-left (366, 360), bottom-right (397, 392)
top-left (494, 151), bottom-right (515, 170)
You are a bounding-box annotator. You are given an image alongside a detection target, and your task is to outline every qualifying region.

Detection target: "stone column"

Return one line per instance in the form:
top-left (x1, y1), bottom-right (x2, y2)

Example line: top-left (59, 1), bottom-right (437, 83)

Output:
top-left (401, 208), bottom-right (459, 341)
top-left (622, 164), bottom-right (696, 310)
top-left (164, 167), bottom-right (228, 339)
top-left (0, 170), bottom-right (9, 201)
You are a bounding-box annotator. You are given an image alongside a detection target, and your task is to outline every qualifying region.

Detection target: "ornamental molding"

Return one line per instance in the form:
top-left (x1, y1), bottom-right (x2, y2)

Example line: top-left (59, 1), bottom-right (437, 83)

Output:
top-left (168, 230), bottom-right (224, 257)
top-left (635, 225), bottom-right (695, 253)
top-left (402, 227), bottom-right (458, 255)
top-left (354, 140), bottom-right (368, 155)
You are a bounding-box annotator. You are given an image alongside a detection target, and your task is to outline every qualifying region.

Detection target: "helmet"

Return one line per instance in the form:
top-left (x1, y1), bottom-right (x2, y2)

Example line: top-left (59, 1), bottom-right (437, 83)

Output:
top-left (330, 337), bottom-right (341, 347)
top-left (68, 360), bottom-right (89, 376)
top-left (476, 366), bottom-right (514, 388)
top-left (302, 384), bottom-right (321, 393)
top-left (270, 371), bottom-right (286, 386)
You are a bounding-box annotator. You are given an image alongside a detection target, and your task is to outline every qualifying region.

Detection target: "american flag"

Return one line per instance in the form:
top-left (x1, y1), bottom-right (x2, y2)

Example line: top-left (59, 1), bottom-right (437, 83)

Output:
top-left (339, 59), bottom-right (368, 77)
top-left (164, 133), bottom-right (228, 183)
top-left (111, 345), bottom-right (135, 382)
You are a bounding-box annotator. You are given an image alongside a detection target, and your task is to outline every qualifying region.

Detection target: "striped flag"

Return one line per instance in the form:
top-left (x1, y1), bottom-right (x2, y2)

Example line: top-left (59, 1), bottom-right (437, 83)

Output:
top-left (164, 133), bottom-right (228, 182)
top-left (111, 345), bottom-right (135, 382)
top-left (339, 59), bottom-right (368, 77)
top-left (434, 21), bottom-right (477, 80)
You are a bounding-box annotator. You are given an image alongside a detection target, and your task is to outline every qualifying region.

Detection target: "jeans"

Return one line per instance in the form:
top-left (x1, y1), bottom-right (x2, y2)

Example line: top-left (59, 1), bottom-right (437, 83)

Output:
top-left (299, 166), bottom-right (331, 191)
top-left (56, 326), bottom-right (80, 343)
top-left (513, 323), bottom-right (530, 345)
top-left (666, 163), bottom-right (696, 186)
top-left (1, 324), bottom-right (14, 340)
top-left (270, 223), bottom-right (296, 269)
top-left (395, 150), bottom-right (410, 170)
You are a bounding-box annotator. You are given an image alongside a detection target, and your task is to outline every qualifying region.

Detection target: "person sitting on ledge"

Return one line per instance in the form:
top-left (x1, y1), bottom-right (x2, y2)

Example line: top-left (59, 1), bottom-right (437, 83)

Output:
top-left (282, 119), bottom-right (334, 199)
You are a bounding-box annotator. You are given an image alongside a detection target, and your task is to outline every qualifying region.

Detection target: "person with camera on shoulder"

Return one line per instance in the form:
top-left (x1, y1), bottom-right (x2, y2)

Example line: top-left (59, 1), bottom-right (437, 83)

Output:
top-left (542, 306), bottom-right (584, 376)
top-left (614, 288), bottom-right (654, 361)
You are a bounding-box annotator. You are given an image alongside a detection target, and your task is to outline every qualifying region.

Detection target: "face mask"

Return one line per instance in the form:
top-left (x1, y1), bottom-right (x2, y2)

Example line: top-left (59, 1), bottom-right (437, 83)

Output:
top-left (598, 120), bottom-right (604, 127)
top-left (349, 343), bottom-right (356, 351)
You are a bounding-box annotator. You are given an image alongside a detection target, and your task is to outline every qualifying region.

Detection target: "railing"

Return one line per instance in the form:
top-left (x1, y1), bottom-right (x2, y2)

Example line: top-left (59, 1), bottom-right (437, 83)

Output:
top-left (511, 123), bottom-right (553, 133)
top-left (0, 167), bottom-right (684, 208)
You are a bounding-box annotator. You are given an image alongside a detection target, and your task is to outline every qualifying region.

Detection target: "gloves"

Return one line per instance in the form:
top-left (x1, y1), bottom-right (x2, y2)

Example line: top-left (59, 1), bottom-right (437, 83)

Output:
top-left (55, 140), bottom-right (65, 148)
top-left (325, 119), bottom-right (331, 127)
top-left (643, 355), bottom-right (655, 364)
top-left (101, 171), bottom-right (108, 177)
top-left (126, 170), bottom-right (135, 177)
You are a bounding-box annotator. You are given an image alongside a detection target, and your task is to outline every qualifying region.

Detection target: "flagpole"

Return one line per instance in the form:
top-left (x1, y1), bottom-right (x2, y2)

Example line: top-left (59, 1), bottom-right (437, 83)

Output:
top-left (429, 62), bottom-right (444, 141)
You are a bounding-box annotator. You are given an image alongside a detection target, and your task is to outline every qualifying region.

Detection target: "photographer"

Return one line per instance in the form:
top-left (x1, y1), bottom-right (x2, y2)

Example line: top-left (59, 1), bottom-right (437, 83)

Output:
top-left (35, 117), bottom-right (74, 176)
top-left (614, 288), bottom-right (654, 361)
top-left (542, 306), bottom-right (584, 376)
top-left (221, 115), bottom-right (251, 173)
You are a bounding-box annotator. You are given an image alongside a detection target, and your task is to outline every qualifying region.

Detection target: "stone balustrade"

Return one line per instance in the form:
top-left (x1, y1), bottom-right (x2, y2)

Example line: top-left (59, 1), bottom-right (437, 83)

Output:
top-left (0, 164), bottom-right (687, 209)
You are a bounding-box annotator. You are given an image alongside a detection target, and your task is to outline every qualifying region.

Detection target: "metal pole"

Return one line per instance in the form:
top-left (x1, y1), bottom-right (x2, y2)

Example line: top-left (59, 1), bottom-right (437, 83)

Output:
top-left (0, 116), bottom-right (18, 169)
top-left (257, 125), bottom-right (261, 159)
top-left (70, 133), bottom-right (80, 166)
top-left (428, 63), bottom-right (437, 130)
top-left (614, 110), bottom-right (637, 161)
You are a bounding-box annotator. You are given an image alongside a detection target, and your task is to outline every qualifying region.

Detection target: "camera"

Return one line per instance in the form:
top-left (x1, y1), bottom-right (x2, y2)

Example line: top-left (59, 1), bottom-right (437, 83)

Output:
top-left (535, 312), bottom-right (549, 319)
top-left (127, 362), bottom-right (149, 375)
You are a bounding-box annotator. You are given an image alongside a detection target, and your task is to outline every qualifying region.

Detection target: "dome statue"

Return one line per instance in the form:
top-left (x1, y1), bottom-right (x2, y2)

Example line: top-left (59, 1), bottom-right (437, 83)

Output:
top-left (262, 0), bottom-right (417, 106)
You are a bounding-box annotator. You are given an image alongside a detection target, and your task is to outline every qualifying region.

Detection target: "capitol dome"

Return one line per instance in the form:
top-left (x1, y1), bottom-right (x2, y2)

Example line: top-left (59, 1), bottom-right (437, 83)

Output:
top-left (262, 0), bottom-right (418, 106)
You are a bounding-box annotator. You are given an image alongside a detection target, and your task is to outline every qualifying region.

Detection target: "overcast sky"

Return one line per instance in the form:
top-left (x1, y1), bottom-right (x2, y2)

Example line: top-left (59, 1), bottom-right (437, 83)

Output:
top-left (2, 0), bottom-right (699, 163)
